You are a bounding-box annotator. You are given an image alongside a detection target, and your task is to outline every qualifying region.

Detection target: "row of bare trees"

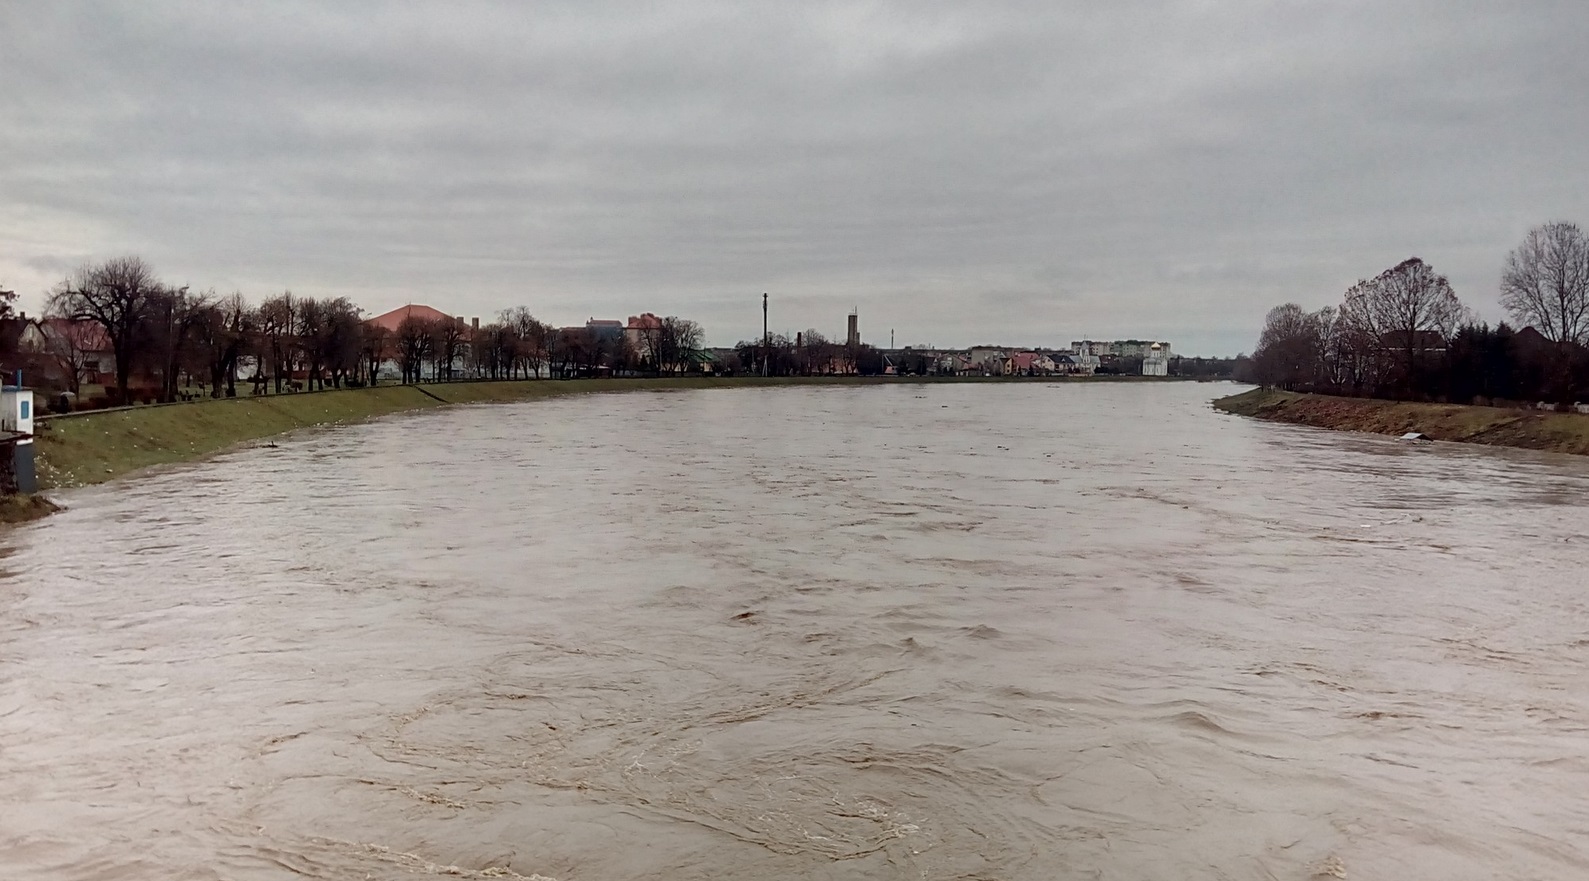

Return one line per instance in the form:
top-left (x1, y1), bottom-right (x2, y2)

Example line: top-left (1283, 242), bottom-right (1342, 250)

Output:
top-left (388, 308), bottom-right (565, 385)
top-left (1251, 222), bottom-right (1589, 403)
top-left (468, 307), bottom-right (553, 381)
top-left (43, 257), bottom-right (374, 402)
top-left (731, 329), bottom-right (877, 376)
top-left (35, 256), bottom-right (717, 404)
top-left (456, 312), bottom-right (704, 381)
top-left (40, 257), bottom-right (581, 403)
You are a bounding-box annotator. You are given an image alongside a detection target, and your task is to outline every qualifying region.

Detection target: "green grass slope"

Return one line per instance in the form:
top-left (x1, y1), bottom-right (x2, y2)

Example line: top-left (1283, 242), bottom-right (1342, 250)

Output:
top-left (33, 376), bottom-right (895, 488)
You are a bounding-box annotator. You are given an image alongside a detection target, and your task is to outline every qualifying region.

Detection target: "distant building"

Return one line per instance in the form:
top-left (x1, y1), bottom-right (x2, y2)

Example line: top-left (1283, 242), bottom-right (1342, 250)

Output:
top-left (1142, 342), bottom-right (1169, 376)
top-left (586, 319), bottom-right (624, 344)
top-left (937, 352), bottom-right (972, 375)
top-left (1003, 351), bottom-right (1059, 376)
top-left (625, 313), bottom-right (664, 363)
top-left (361, 305), bottom-right (481, 381)
top-left (1053, 353), bottom-right (1091, 375)
top-left (0, 316), bottom-right (59, 388)
top-left (364, 304), bottom-right (460, 335)
top-left (847, 311), bottom-right (860, 347)
top-left (39, 317), bottom-right (115, 388)
top-left (968, 346), bottom-right (1008, 374)
top-left (1071, 339), bottom-right (1172, 360)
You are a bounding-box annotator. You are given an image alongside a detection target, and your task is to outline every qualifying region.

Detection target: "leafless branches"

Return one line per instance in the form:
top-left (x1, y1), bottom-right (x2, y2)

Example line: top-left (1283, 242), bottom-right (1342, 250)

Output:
top-left (1500, 221), bottom-right (1589, 346)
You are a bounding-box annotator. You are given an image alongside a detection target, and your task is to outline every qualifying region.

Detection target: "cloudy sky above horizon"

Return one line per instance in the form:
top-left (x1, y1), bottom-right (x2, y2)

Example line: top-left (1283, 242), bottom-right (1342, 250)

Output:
top-left (3, 1), bottom-right (1586, 355)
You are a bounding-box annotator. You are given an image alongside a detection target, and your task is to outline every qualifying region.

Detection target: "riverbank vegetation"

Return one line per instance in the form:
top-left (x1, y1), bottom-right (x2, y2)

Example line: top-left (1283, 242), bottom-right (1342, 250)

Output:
top-left (6, 256), bottom-right (1240, 421)
top-left (1246, 222), bottom-right (1589, 409)
top-left (28, 256), bottom-right (713, 407)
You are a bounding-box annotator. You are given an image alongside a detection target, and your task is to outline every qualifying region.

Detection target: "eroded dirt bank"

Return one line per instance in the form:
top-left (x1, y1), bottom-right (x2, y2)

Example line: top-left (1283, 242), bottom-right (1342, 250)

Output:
top-left (1214, 387), bottom-right (1589, 455)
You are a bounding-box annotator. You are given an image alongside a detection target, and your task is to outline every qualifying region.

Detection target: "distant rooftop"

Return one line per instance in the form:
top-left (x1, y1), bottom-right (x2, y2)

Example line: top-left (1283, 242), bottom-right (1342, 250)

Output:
top-left (365, 304), bottom-right (457, 333)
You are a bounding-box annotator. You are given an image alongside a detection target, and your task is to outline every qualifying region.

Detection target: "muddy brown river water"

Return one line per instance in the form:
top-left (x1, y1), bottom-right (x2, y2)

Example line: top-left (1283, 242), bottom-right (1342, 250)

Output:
top-left (4, 382), bottom-right (1589, 880)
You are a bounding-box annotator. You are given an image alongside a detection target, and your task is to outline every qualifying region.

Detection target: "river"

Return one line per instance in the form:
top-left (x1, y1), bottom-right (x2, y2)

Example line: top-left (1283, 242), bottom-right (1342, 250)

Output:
top-left (4, 381), bottom-right (1589, 880)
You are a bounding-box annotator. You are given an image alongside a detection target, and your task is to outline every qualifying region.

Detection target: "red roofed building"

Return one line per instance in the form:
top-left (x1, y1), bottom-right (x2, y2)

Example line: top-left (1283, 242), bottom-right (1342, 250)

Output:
top-left (361, 305), bottom-right (478, 382)
top-left (38, 318), bottom-right (117, 391)
top-left (364, 304), bottom-right (459, 334)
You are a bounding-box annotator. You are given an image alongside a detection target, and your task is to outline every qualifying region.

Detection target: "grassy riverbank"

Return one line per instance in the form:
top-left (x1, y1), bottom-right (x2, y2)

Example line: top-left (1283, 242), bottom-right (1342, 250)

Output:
top-left (28, 377), bottom-right (800, 489)
top-left (1214, 387), bottom-right (1589, 456)
top-left (30, 373), bottom-right (1191, 493)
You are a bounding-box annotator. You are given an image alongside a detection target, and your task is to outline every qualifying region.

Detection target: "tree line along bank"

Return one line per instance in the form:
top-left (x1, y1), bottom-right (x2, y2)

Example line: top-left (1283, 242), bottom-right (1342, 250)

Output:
top-left (2, 257), bottom-right (1245, 413)
top-left (0, 256), bottom-right (711, 410)
top-left (1246, 221), bottom-right (1589, 408)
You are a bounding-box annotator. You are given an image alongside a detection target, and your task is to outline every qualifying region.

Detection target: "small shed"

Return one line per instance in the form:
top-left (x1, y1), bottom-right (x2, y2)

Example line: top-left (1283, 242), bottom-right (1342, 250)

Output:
top-left (0, 386), bottom-right (36, 493)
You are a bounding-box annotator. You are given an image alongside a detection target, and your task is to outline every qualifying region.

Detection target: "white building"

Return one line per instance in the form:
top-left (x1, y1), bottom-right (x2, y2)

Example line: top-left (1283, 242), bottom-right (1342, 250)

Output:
top-left (1070, 339), bottom-right (1172, 360)
top-left (1141, 342), bottom-right (1170, 376)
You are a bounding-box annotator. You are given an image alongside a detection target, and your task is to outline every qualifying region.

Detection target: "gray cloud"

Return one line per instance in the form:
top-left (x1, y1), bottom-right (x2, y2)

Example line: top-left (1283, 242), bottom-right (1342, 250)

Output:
top-left (3, 0), bottom-right (1586, 354)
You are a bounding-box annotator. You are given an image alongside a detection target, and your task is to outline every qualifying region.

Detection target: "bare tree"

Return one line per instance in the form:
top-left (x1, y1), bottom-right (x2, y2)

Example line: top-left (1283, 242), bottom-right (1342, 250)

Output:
top-left (473, 322), bottom-right (518, 379)
top-left (294, 297), bottom-right (327, 390)
top-left (46, 256), bottom-right (165, 401)
top-left (1501, 222), bottom-right (1589, 401)
top-left (628, 313), bottom-right (665, 374)
top-left (522, 318), bottom-right (552, 379)
top-left (142, 285), bottom-right (214, 401)
top-left (257, 292), bottom-right (298, 392)
top-left (41, 318), bottom-right (98, 396)
top-left (194, 293), bottom-right (252, 398)
top-left (293, 296), bottom-right (361, 389)
top-left (658, 316), bottom-right (704, 375)
top-left (1339, 257), bottom-right (1467, 396)
top-left (577, 327), bottom-right (613, 376)
top-left (396, 316), bottom-right (432, 384)
top-left (735, 333), bottom-right (797, 376)
top-left (1501, 221), bottom-right (1589, 346)
top-left (799, 329), bottom-right (834, 375)
top-left (1250, 304), bottom-right (1351, 392)
top-left (362, 323), bottom-right (391, 385)
top-left (1251, 303), bottom-right (1321, 390)
top-left (553, 327), bottom-right (592, 377)
top-left (501, 307), bottom-right (551, 379)
top-left (321, 298), bottom-right (364, 387)
top-left (434, 318), bottom-right (466, 381)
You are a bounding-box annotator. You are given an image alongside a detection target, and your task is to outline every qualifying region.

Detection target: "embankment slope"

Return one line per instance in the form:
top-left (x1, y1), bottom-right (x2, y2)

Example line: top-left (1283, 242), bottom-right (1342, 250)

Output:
top-left (1214, 387), bottom-right (1589, 456)
top-left (33, 376), bottom-right (917, 489)
top-left (38, 384), bottom-right (442, 489)
top-left (34, 374), bottom-right (1194, 492)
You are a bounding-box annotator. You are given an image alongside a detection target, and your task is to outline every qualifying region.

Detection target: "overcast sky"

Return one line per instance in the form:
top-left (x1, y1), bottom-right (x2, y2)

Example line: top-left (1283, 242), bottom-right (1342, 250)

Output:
top-left (3, 1), bottom-right (1586, 354)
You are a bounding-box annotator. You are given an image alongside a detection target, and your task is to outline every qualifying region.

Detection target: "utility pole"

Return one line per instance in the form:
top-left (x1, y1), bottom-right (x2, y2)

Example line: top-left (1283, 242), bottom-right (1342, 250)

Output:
top-left (762, 292), bottom-right (769, 377)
